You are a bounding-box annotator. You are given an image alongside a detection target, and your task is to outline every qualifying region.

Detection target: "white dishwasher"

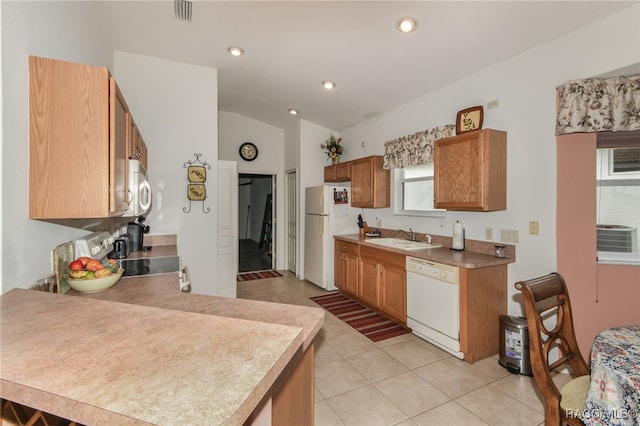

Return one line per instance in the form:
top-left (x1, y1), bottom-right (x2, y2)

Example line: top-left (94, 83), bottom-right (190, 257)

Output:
top-left (406, 257), bottom-right (463, 359)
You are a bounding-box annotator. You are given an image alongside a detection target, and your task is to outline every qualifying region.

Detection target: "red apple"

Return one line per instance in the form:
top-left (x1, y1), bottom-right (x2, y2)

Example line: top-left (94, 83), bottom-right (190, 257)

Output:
top-left (69, 260), bottom-right (84, 271)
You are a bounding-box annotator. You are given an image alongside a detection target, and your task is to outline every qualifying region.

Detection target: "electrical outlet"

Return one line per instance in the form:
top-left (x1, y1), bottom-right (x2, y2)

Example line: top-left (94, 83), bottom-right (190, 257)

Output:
top-left (361, 141), bottom-right (367, 148)
top-left (376, 217), bottom-right (382, 227)
top-left (485, 227), bottom-right (493, 240)
top-left (501, 229), bottom-right (519, 243)
top-left (529, 221), bottom-right (540, 236)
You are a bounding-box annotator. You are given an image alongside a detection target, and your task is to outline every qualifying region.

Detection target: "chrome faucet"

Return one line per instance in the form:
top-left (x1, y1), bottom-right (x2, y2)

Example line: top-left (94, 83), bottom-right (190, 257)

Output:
top-left (399, 228), bottom-right (417, 241)
top-left (424, 235), bottom-right (433, 244)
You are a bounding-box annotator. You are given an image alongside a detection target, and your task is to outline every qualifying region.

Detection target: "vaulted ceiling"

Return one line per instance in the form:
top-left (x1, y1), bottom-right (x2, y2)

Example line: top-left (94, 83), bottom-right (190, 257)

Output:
top-left (96, 1), bottom-right (637, 131)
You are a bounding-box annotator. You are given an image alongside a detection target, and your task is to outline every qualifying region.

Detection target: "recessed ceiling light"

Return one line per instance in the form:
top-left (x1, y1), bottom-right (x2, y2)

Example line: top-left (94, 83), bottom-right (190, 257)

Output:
top-left (288, 108), bottom-right (299, 115)
top-left (396, 17), bottom-right (418, 33)
top-left (322, 80), bottom-right (336, 90)
top-left (227, 46), bottom-right (244, 57)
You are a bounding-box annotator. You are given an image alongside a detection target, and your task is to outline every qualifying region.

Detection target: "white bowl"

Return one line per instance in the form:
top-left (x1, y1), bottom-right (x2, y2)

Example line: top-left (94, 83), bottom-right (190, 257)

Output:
top-left (65, 268), bottom-right (124, 293)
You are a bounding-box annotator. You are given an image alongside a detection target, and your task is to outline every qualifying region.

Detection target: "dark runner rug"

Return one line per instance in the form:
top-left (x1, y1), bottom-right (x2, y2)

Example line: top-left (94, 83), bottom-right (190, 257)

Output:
top-left (310, 291), bottom-right (411, 342)
top-left (237, 270), bottom-right (283, 282)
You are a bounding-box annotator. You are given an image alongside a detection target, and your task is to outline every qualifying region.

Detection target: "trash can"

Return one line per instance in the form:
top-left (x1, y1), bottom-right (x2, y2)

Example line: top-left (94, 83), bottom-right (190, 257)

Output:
top-left (498, 315), bottom-right (533, 376)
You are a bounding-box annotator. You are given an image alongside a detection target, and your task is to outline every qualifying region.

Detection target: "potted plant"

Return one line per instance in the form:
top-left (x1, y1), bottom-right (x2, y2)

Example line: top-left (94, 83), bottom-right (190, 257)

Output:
top-left (320, 134), bottom-right (344, 165)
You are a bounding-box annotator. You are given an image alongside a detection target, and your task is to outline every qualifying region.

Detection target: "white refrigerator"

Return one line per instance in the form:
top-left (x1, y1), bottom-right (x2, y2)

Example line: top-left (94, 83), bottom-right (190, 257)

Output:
top-left (304, 185), bottom-right (354, 290)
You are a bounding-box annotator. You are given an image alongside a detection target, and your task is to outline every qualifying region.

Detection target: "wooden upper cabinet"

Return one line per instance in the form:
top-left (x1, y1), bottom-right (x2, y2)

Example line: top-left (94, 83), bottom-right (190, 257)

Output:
top-left (128, 114), bottom-right (148, 170)
top-left (324, 162), bottom-right (351, 182)
top-left (110, 79), bottom-right (129, 215)
top-left (434, 129), bottom-right (507, 211)
top-left (350, 156), bottom-right (390, 208)
top-left (29, 56), bottom-right (129, 219)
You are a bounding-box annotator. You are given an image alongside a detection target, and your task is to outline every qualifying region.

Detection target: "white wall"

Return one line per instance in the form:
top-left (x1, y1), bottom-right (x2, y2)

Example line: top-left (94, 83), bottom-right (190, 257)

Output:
top-left (114, 51), bottom-right (219, 296)
top-left (218, 111), bottom-right (285, 269)
top-left (339, 6), bottom-right (640, 315)
top-left (1, 0), bottom-right (4, 286)
top-left (1, 2), bottom-right (113, 292)
top-left (284, 119), bottom-right (301, 172)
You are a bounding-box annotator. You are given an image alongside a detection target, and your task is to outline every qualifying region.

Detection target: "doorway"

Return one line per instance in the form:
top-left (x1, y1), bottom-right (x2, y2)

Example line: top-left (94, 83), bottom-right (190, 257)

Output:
top-left (238, 173), bottom-right (274, 272)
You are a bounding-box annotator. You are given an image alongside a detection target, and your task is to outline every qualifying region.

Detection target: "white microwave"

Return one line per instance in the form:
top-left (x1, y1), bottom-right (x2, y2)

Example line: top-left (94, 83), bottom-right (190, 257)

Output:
top-left (126, 160), bottom-right (152, 217)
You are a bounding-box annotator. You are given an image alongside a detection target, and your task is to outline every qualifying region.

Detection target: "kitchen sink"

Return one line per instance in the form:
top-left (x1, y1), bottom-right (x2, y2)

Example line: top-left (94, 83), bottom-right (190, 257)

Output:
top-left (365, 238), bottom-right (442, 250)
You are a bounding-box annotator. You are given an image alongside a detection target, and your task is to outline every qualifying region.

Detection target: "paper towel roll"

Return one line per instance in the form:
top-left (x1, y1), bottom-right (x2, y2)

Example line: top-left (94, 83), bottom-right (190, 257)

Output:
top-left (452, 221), bottom-right (465, 250)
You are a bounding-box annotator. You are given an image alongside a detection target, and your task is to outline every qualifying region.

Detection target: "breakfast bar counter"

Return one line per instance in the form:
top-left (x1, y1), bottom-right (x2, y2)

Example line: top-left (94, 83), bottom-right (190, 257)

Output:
top-left (1, 285), bottom-right (324, 425)
top-left (70, 273), bottom-right (323, 351)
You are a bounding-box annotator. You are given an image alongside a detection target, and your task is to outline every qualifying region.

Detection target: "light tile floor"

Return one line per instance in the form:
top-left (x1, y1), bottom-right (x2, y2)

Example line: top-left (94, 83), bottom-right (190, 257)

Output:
top-left (237, 272), bottom-right (559, 426)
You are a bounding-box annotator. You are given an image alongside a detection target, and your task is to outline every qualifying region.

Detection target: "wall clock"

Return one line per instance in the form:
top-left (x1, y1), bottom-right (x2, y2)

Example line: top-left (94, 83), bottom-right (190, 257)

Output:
top-left (239, 142), bottom-right (258, 161)
top-left (456, 106), bottom-right (484, 134)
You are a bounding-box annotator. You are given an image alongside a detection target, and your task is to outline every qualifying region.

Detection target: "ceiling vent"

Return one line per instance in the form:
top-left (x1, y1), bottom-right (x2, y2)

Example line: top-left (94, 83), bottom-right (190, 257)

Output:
top-left (174, 0), bottom-right (192, 22)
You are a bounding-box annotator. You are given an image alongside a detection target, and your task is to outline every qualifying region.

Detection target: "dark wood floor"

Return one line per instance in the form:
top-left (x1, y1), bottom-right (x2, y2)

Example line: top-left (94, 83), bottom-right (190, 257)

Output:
top-left (238, 239), bottom-right (272, 273)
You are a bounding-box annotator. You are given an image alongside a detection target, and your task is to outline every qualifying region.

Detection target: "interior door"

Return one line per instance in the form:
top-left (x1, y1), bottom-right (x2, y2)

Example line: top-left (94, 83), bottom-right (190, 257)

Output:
top-left (217, 161), bottom-right (238, 298)
top-left (286, 170), bottom-right (297, 274)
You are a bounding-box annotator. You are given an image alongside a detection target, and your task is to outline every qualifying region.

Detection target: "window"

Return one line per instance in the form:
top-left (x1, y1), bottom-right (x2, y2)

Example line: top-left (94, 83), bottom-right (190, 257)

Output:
top-left (596, 132), bottom-right (640, 263)
top-left (393, 164), bottom-right (445, 217)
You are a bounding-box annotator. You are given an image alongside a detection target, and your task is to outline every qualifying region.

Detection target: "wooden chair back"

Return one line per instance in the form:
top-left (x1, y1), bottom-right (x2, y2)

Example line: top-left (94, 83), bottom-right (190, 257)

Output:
top-left (515, 273), bottom-right (589, 425)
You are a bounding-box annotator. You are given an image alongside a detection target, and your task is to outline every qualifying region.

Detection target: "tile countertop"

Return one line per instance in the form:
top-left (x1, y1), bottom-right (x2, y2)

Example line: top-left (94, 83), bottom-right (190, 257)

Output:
top-left (335, 234), bottom-right (515, 268)
top-left (1, 243), bottom-right (325, 425)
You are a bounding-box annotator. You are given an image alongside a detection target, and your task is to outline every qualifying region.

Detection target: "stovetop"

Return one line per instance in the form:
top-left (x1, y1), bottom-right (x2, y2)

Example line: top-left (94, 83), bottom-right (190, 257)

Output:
top-left (117, 257), bottom-right (180, 277)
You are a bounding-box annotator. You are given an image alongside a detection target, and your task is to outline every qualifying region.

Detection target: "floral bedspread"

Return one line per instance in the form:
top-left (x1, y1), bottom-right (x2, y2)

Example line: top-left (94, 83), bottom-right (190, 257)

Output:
top-left (583, 325), bottom-right (640, 426)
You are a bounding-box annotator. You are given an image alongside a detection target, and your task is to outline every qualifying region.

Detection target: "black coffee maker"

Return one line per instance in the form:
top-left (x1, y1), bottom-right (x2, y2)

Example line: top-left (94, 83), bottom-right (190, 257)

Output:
top-left (127, 216), bottom-right (150, 252)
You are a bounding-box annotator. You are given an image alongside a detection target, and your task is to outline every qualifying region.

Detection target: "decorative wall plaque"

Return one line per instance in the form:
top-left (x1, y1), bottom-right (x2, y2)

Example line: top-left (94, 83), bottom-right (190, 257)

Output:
top-left (188, 165), bottom-right (207, 183)
top-left (456, 106), bottom-right (484, 134)
top-left (183, 153), bottom-right (211, 213)
top-left (187, 184), bottom-right (206, 201)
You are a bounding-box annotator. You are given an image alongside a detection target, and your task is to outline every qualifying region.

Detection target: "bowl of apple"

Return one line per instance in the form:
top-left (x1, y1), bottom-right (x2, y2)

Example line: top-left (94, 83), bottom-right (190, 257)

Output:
top-left (64, 257), bottom-right (124, 293)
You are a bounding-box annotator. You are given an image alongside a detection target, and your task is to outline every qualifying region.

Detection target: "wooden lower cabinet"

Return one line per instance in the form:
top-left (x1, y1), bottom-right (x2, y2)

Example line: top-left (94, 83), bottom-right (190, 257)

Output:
top-left (358, 246), bottom-right (407, 324)
top-left (379, 263), bottom-right (406, 323)
top-left (334, 241), bottom-right (359, 296)
top-left (247, 342), bottom-right (315, 426)
top-left (271, 343), bottom-right (314, 426)
top-left (334, 239), bottom-right (508, 362)
top-left (358, 255), bottom-right (380, 307)
top-left (459, 265), bottom-right (507, 363)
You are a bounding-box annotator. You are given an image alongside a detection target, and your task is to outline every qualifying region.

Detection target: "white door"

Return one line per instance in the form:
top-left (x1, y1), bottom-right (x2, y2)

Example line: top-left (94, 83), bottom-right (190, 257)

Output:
top-left (286, 170), bottom-right (297, 274)
top-left (217, 161), bottom-right (238, 298)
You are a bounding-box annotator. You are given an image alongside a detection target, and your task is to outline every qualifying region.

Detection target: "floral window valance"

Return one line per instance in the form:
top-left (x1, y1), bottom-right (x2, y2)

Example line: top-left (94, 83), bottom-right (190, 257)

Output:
top-left (556, 76), bottom-right (640, 135)
top-left (383, 124), bottom-right (456, 170)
